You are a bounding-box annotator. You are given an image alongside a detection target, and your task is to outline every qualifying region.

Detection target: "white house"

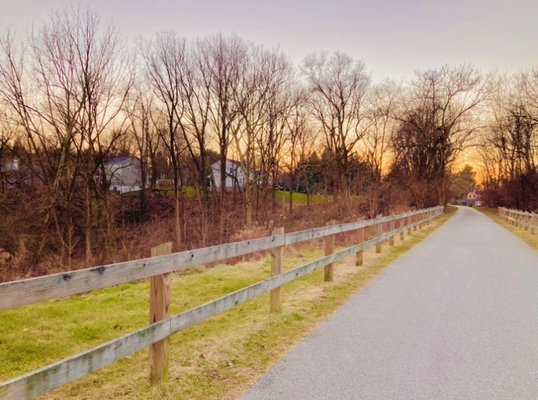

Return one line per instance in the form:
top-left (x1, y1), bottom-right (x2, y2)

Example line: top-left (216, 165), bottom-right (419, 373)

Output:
top-left (465, 190), bottom-right (482, 207)
top-left (1, 157), bottom-right (33, 189)
top-left (3, 158), bottom-right (19, 172)
top-left (106, 156), bottom-right (144, 194)
top-left (208, 160), bottom-right (246, 190)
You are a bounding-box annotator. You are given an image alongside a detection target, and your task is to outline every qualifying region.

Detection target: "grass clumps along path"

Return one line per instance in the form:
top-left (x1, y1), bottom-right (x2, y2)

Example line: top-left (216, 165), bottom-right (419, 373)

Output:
top-left (0, 208), bottom-right (455, 400)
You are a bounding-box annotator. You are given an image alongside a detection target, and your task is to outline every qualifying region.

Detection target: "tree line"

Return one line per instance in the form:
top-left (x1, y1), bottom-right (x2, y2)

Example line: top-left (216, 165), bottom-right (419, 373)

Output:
top-left (0, 6), bottom-right (535, 272)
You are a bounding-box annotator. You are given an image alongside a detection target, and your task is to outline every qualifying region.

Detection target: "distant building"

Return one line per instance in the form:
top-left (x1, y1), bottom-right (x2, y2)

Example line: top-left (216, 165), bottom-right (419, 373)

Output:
top-left (3, 158), bottom-right (19, 172)
top-left (106, 156), bottom-right (144, 194)
top-left (208, 160), bottom-right (246, 190)
top-left (464, 190), bottom-right (482, 207)
top-left (1, 157), bottom-right (33, 189)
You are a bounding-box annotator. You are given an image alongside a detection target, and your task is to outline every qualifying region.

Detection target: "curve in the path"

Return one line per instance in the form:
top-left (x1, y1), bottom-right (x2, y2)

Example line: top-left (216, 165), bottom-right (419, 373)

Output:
top-left (241, 207), bottom-right (538, 400)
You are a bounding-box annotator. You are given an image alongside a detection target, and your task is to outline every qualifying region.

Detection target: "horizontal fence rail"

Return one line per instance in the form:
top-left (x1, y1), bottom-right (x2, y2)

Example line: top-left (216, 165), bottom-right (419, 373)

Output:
top-left (0, 206), bottom-right (443, 399)
top-left (498, 207), bottom-right (537, 233)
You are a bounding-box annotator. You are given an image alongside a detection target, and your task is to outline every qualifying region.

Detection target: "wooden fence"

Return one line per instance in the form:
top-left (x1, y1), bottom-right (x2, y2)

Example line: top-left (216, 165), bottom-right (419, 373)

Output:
top-left (498, 207), bottom-right (537, 234)
top-left (0, 206), bottom-right (443, 399)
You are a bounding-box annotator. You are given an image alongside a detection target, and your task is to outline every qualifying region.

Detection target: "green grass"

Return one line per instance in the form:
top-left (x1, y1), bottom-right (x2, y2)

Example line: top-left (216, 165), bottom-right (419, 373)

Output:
top-left (121, 186), bottom-right (197, 197)
top-left (128, 188), bottom-right (331, 203)
top-left (479, 207), bottom-right (538, 250)
top-left (274, 190), bottom-right (331, 204)
top-left (0, 211), bottom-right (454, 400)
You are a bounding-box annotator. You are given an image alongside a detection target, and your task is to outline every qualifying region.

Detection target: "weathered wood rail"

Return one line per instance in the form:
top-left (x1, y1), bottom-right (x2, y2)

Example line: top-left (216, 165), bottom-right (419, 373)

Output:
top-left (0, 206), bottom-right (443, 399)
top-left (498, 207), bottom-right (537, 234)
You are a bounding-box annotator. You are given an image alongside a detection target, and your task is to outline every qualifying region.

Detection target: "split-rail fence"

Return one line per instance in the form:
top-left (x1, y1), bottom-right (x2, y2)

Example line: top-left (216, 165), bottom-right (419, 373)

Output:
top-left (0, 206), bottom-right (444, 399)
top-left (498, 207), bottom-right (537, 233)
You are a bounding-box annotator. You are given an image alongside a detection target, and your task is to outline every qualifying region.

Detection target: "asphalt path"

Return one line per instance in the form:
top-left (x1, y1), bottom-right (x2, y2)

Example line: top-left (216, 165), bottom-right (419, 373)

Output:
top-left (241, 207), bottom-right (538, 400)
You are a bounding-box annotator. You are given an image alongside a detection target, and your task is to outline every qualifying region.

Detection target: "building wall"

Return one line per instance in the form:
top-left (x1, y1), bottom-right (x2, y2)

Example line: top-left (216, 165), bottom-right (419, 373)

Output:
top-left (209, 160), bottom-right (245, 189)
top-left (108, 158), bottom-right (144, 193)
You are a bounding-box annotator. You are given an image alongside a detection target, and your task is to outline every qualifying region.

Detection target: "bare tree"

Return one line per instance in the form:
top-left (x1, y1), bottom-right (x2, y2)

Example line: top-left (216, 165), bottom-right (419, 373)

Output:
top-left (301, 51), bottom-right (370, 195)
top-left (363, 80), bottom-right (400, 214)
top-left (256, 53), bottom-right (293, 218)
top-left (177, 41), bottom-right (217, 244)
top-left (0, 111), bottom-right (16, 193)
top-left (197, 35), bottom-right (246, 238)
top-left (141, 31), bottom-right (187, 249)
top-left (0, 6), bottom-right (131, 265)
top-left (282, 87), bottom-right (318, 212)
top-left (125, 84), bottom-right (163, 220)
top-left (231, 45), bottom-right (290, 226)
top-left (480, 72), bottom-right (538, 209)
top-left (391, 65), bottom-right (492, 207)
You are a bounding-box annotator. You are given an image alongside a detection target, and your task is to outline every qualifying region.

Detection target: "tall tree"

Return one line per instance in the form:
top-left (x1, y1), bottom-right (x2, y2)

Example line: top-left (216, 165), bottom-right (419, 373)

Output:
top-left (141, 31), bottom-right (187, 249)
top-left (391, 65), bottom-right (491, 207)
top-left (197, 34), bottom-right (246, 239)
top-left (125, 85), bottom-right (163, 220)
top-left (363, 80), bottom-right (400, 214)
top-left (231, 45), bottom-right (290, 226)
top-left (480, 72), bottom-right (538, 209)
top-left (302, 51), bottom-right (370, 195)
top-left (282, 87), bottom-right (317, 213)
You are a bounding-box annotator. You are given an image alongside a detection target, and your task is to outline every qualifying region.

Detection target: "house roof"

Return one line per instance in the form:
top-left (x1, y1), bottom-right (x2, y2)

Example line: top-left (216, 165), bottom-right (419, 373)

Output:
top-left (210, 159), bottom-right (241, 167)
top-left (107, 156), bottom-right (134, 165)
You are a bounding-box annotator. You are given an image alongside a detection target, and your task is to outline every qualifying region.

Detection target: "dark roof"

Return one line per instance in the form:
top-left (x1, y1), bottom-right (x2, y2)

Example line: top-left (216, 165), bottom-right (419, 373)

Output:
top-left (107, 156), bottom-right (134, 165)
top-left (211, 159), bottom-right (241, 167)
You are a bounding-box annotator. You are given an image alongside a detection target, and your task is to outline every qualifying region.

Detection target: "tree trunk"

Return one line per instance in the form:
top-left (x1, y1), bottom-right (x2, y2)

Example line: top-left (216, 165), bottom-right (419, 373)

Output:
top-left (245, 183), bottom-right (254, 227)
top-left (85, 183), bottom-right (93, 265)
top-left (219, 154), bottom-right (227, 241)
top-left (174, 189), bottom-right (184, 250)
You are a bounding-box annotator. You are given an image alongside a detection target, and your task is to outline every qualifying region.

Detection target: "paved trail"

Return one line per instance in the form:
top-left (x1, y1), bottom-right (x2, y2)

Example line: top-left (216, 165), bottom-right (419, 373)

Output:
top-left (242, 207), bottom-right (538, 400)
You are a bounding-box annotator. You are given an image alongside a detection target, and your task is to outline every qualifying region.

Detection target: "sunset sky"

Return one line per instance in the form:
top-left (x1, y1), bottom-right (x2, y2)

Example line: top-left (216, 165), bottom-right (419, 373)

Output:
top-left (2, 0), bottom-right (537, 82)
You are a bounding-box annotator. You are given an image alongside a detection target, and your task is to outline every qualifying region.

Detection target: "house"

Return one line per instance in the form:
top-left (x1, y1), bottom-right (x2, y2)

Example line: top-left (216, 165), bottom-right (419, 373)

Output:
top-left (464, 190), bottom-right (482, 207)
top-left (0, 157), bottom-right (33, 189)
top-left (208, 160), bottom-right (246, 190)
top-left (3, 158), bottom-right (19, 172)
top-left (106, 156), bottom-right (144, 194)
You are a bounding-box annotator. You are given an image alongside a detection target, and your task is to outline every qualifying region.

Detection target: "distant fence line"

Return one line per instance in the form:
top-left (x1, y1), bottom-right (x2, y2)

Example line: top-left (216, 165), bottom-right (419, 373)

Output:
top-left (0, 206), bottom-right (444, 399)
top-left (498, 207), bottom-right (537, 233)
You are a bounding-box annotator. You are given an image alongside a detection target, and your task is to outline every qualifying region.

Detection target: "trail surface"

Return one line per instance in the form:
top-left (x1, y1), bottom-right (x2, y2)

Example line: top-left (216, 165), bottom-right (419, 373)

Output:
top-left (242, 207), bottom-right (538, 400)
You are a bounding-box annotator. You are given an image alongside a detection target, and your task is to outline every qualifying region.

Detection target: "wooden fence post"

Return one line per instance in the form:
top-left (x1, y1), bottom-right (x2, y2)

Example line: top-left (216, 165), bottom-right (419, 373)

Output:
top-left (399, 218), bottom-right (405, 240)
top-left (355, 220), bottom-right (364, 266)
top-left (375, 215), bottom-right (382, 253)
top-left (149, 242), bottom-right (172, 383)
top-left (270, 227), bottom-right (285, 312)
top-left (324, 220), bottom-right (335, 282)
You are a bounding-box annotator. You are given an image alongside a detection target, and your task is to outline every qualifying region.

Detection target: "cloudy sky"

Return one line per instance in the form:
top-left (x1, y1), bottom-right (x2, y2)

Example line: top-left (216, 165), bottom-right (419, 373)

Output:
top-left (2, 0), bottom-right (537, 81)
